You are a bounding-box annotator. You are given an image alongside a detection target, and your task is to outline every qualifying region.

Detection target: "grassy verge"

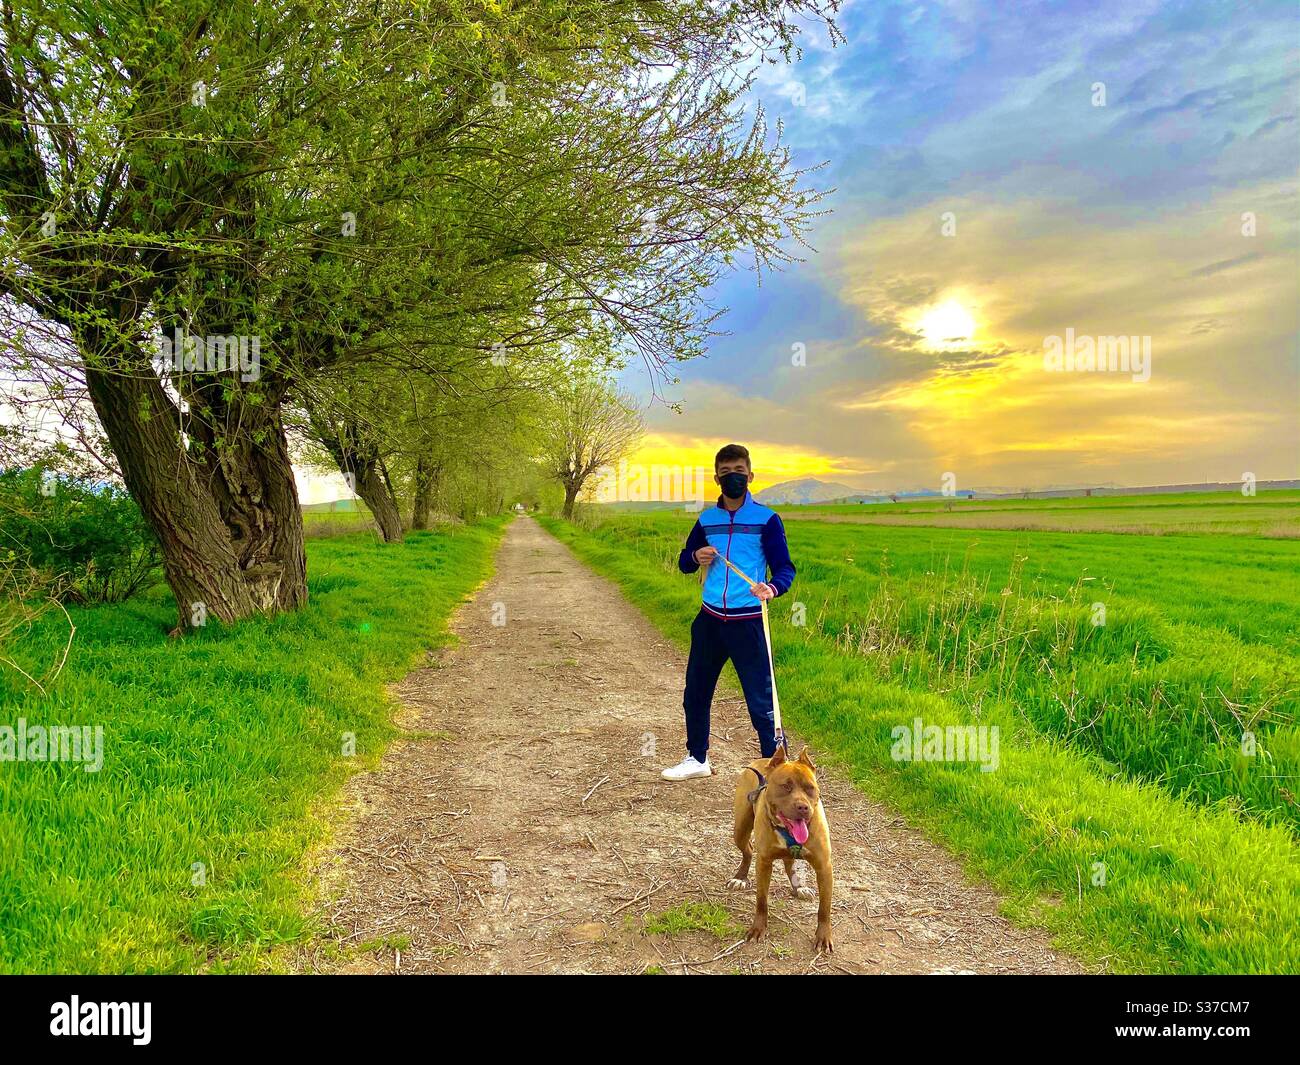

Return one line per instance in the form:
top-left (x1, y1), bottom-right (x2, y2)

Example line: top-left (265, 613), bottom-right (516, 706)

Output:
top-left (0, 519), bottom-right (505, 973)
top-left (539, 512), bottom-right (1300, 973)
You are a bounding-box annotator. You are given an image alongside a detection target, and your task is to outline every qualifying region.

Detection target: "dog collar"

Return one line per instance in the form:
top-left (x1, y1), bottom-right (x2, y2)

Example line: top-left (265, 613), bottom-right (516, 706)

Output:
top-left (777, 827), bottom-right (804, 860)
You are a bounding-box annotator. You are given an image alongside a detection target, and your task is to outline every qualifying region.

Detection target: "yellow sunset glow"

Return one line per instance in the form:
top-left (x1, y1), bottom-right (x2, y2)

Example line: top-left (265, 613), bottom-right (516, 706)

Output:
top-left (620, 433), bottom-right (863, 493)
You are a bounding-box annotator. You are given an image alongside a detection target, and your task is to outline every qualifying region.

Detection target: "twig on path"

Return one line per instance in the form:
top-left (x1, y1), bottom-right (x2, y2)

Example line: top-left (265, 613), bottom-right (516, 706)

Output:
top-left (532, 907), bottom-right (578, 922)
top-left (609, 880), bottom-right (666, 915)
top-left (677, 938), bottom-right (747, 971)
top-left (610, 846), bottom-right (633, 877)
top-left (581, 775), bottom-right (611, 805)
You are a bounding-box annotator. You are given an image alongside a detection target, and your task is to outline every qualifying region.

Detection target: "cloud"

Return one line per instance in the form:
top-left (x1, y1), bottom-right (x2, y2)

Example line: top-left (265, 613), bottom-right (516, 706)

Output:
top-left (822, 181), bottom-right (1298, 481)
top-left (621, 2), bottom-right (1300, 490)
top-left (1185, 251), bottom-right (1264, 278)
top-left (628, 176), bottom-right (1297, 489)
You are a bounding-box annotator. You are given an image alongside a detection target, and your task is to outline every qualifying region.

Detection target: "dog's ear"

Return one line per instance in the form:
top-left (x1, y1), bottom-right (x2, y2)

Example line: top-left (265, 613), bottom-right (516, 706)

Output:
top-left (796, 746), bottom-right (817, 771)
top-left (768, 745), bottom-right (787, 768)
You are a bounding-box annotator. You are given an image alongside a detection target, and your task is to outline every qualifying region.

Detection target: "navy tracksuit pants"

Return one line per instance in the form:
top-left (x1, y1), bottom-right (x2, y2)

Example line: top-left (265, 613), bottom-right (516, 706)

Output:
top-left (683, 608), bottom-right (778, 762)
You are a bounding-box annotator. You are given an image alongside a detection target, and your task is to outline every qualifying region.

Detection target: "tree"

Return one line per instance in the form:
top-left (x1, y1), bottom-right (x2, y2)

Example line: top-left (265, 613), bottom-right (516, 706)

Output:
top-left (291, 341), bottom-right (553, 535)
top-left (542, 375), bottom-right (642, 518)
top-left (2, 0), bottom-right (837, 629)
top-left (304, 398), bottom-right (408, 544)
top-left (0, 2), bottom-right (403, 625)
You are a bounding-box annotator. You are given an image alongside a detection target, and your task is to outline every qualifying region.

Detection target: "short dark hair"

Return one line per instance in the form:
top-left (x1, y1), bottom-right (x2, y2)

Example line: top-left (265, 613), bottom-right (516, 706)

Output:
top-left (714, 443), bottom-right (751, 470)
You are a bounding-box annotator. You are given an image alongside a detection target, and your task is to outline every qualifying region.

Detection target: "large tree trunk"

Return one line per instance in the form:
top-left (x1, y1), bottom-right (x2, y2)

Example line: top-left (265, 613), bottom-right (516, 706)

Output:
top-left (358, 458), bottom-right (405, 543)
top-left (311, 412), bottom-right (405, 543)
top-left (411, 457), bottom-right (440, 530)
top-left (82, 342), bottom-right (307, 632)
top-left (562, 479), bottom-right (580, 518)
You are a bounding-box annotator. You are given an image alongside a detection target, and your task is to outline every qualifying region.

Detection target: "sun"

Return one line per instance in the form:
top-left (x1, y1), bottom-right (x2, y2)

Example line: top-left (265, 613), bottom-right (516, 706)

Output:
top-left (912, 299), bottom-right (978, 351)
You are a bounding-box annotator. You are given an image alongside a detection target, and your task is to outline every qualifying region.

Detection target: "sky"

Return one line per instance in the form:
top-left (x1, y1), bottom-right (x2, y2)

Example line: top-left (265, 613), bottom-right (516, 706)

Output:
top-left (618, 0), bottom-right (1300, 494)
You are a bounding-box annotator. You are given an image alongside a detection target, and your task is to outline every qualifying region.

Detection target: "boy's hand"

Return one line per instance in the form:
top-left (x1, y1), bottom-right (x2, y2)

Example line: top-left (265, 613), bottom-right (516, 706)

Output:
top-left (694, 546), bottom-right (719, 565)
top-left (753, 582), bottom-right (776, 601)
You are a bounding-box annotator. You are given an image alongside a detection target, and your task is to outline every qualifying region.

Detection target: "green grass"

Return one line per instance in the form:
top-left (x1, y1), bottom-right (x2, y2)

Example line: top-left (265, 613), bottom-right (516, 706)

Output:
top-left (640, 902), bottom-right (742, 941)
top-left (539, 504), bottom-right (1300, 974)
top-left (780, 489), bottom-right (1300, 537)
top-left (0, 519), bottom-right (505, 973)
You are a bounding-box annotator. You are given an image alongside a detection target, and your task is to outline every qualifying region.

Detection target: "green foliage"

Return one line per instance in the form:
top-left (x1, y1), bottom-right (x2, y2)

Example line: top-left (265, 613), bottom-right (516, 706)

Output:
top-left (0, 468), bottom-right (161, 604)
top-left (538, 364), bottom-right (643, 515)
top-left (0, 518), bottom-right (505, 973)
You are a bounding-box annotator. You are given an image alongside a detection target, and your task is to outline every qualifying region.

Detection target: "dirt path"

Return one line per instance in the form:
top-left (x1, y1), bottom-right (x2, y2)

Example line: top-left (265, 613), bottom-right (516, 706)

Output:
top-left (301, 517), bottom-right (1082, 974)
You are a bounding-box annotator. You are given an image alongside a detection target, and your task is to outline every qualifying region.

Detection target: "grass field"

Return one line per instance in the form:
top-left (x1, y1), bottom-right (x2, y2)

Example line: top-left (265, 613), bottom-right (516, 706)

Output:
top-left (780, 490), bottom-right (1300, 537)
top-left (0, 520), bottom-right (504, 973)
top-left (302, 505), bottom-right (378, 539)
top-left (540, 491), bottom-right (1300, 973)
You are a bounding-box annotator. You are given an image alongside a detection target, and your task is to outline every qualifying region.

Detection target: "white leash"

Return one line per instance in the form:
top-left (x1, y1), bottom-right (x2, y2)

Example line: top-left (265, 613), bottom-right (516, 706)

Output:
top-left (715, 553), bottom-right (786, 752)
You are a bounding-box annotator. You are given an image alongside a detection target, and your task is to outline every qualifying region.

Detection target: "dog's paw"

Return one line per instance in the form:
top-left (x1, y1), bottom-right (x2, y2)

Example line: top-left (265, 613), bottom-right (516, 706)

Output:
top-left (791, 885), bottom-right (816, 901)
top-left (745, 921), bottom-right (767, 943)
top-left (814, 924), bottom-right (833, 955)
top-left (726, 878), bottom-right (750, 891)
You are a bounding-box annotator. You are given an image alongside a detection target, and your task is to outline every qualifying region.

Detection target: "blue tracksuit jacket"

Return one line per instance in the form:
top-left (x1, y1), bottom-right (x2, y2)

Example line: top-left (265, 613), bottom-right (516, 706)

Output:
top-left (677, 492), bottom-right (796, 620)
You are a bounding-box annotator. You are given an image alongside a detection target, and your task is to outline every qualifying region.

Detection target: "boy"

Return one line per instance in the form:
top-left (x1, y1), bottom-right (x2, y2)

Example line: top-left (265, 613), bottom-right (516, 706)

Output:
top-left (661, 444), bottom-right (796, 780)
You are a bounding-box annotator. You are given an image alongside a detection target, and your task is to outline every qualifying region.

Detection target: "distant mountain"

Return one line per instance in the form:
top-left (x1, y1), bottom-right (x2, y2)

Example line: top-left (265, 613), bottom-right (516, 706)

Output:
top-left (757, 478), bottom-right (992, 504)
top-left (839, 489), bottom-right (979, 504)
top-left (743, 477), bottom-right (1296, 507)
top-left (756, 477), bottom-right (867, 505)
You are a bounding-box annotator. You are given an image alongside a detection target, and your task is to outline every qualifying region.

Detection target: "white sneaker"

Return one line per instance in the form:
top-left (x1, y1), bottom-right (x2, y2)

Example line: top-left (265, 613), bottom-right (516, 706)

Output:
top-left (661, 755), bottom-right (713, 781)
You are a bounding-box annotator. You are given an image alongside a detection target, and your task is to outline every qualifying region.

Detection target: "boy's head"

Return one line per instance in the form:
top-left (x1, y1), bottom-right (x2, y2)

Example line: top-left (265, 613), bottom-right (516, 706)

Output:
top-left (714, 443), bottom-right (753, 500)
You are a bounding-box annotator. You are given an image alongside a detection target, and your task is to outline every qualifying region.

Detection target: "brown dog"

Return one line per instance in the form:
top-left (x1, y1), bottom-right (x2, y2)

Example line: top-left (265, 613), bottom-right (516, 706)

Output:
top-left (728, 744), bottom-right (833, 953)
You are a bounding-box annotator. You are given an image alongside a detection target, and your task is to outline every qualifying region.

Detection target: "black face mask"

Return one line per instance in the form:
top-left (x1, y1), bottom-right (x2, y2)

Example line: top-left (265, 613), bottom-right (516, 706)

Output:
top-left (719, 471), bottom-right (749, 500)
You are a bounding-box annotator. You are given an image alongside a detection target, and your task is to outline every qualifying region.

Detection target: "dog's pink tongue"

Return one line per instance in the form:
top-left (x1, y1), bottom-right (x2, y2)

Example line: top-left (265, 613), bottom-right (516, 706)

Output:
top-left (782, 815), bottom-right (810, 845)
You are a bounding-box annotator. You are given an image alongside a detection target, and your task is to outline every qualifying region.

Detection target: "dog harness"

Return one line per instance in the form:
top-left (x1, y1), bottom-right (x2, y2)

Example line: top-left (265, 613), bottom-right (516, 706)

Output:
top-left (744, 767), bottom-right (804, 859)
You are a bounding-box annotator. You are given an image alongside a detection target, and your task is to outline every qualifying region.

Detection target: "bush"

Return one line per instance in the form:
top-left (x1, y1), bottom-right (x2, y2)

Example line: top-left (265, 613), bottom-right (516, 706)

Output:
top-left (0, 468), bottom-right (161, 603)
top-left (0, 558), bottom-right (74, 693)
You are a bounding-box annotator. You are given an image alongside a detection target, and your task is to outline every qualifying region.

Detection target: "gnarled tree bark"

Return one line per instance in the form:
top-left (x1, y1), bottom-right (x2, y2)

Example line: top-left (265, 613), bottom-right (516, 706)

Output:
top-left (81, 335), bottom-right (307, 632)
top-left (411, 457), bottom-right (441, 530)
